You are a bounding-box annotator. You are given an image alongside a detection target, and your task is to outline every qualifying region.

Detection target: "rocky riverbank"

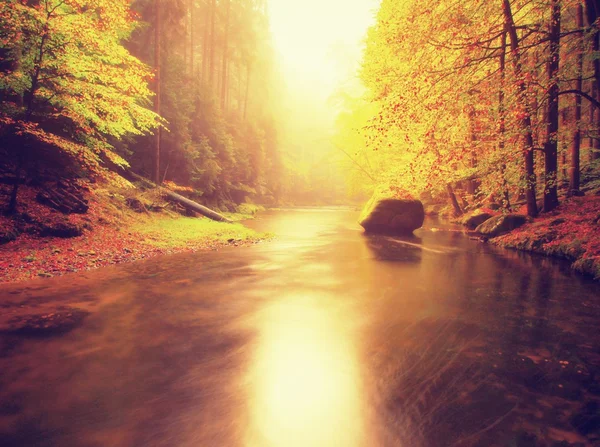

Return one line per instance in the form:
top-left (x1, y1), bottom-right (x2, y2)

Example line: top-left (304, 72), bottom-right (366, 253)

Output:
top-left (490, 195), bottom-right (600, 281)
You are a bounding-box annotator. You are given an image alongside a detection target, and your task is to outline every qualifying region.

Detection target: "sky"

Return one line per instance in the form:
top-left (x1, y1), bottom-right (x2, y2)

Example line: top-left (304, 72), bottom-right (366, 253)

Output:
top-left (268, 0), bottom-right (380, 102)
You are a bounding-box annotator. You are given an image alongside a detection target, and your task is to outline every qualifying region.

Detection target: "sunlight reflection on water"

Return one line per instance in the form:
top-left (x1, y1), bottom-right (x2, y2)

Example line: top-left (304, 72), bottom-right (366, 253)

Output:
top-left (246, 293), bottom-right (365, 447)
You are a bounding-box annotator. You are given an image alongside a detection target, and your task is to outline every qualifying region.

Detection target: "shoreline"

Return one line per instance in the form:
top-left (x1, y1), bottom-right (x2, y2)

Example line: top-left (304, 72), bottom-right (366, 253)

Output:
top-left (483, 195), bottom-right (600, 281)
top-left (0, 214), bottom-right (270, 286)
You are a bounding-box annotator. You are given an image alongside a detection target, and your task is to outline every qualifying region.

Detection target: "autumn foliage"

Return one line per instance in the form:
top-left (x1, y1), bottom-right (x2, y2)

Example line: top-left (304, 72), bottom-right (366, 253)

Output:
top-left (338, 0), bottom-right (600, 216)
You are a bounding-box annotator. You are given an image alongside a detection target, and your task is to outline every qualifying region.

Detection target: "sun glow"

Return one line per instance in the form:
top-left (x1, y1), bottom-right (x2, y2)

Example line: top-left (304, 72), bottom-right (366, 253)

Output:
top-left (246, 294), bottom-right (364, 447)
top-left (268, 0), bottom-right (380, 98)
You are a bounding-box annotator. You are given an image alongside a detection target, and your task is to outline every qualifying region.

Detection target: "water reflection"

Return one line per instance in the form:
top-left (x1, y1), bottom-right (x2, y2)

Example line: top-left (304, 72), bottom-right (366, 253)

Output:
top-left (1, 209), bottom-right (600, 447)
top-left (364, 235), bottom-right (423, 263)
top-left (246, 293), bottom-right (364, 447)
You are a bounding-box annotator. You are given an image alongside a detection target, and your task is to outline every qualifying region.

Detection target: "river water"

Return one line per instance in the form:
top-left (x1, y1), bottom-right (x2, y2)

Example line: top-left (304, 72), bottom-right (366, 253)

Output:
top-left (0, 208), bottom-right (599, 447)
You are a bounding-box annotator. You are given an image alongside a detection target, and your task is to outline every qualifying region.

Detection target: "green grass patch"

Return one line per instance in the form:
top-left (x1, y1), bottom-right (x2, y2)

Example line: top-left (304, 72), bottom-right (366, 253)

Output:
top-left (222, 204), bottom-right (266, 222)
top-left (133, 216), bottom-right (270, 249)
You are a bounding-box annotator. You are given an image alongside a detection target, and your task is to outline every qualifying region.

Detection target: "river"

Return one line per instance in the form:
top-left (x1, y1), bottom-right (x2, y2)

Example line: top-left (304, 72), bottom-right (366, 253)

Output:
top-left (0, 208), bottom-right (599, 446)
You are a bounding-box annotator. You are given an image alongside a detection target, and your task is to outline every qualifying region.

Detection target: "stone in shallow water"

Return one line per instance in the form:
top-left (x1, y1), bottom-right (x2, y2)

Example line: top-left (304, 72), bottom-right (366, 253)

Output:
top-left (475, 214), bottom-right (527, 238)
top-left (359, 198), bottom-right (425, 234)
top-left (463, 212), bottom-right (493, 230)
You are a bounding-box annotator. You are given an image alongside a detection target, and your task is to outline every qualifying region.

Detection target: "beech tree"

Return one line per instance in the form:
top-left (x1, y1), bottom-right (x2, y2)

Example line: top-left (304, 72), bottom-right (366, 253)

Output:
top-left (338, 0), bottom-right (599, 217)
top-left (0, 0), bottom-right (161, 212)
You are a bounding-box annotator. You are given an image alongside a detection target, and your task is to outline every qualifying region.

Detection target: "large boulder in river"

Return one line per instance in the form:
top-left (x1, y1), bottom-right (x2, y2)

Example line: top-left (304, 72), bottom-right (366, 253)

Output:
top-left (475, 214), bottom-right (527, 238)
top-left (359, 194), bottom-right (425, 234)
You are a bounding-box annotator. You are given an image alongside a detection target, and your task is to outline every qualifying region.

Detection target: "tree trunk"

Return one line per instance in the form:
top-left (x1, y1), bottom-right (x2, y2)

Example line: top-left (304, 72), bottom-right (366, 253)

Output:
top-left (586, 0), bottom-right (600, 160)
top-left (467, 107), bottom-right (479, 198)
top-left (590, 81), bottom-right (598, 161)
top-left (184, 2), bottom-right (188, 73)
top-left (201, 1), bottom-right (209, 85)
top-left (503, 0), bottom-right (538, 217)
top-left (209, 0), bottom-right (216, 89)
top-left (544, 0), bottom-right (560, 212)
top-left (499, 31), bottom-right (511, 209)
top-left (569, 3), bottom-right (584, 195)
top-left (7, 156), bottom-right (24, 215)
top-left (244, 63), bottom-right (251, 120)
top-left (221, 0), bottom-right (230, 110)
top-left (190, 0), bottom-right (195, 78)
top-left (446, 184), bottom-right (463, 217)
top-left (164, 191), bottom-right (232, 222)
top-left (560, 108), bottom-right (567, 180)
top-left (154, 0), bottom-right (162, 185)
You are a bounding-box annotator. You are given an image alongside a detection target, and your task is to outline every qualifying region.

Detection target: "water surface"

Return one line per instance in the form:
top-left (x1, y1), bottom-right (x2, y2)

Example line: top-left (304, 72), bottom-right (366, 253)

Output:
top-left (1, 208), bottom-right (599, 446)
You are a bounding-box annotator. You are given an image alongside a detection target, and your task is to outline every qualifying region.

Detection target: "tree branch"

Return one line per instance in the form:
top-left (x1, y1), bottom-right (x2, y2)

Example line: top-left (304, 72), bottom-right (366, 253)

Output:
top-left (558, 89), bottom-right (600, 109)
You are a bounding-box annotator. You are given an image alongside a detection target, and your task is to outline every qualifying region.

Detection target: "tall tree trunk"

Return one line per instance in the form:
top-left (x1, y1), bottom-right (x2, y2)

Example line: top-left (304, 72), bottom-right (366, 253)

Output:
top-left (154, 0), bottom-right (162, 184)
top-left (466, 107), bottom-right (479, 198)
top-left (220, 0), bottom-right (230, 110)
top-left (7, 153), bottom-right (24, 215)
top-left (503, 0), bottom-right (538, 217)
top-left (499, 31), bottom-right (511, 208)
top-left (586, 0), bottom-right (600, 160)
top-left (544, 0), bottom-right (560, 212)
top-left (237, 61), bottom-right (243, 114)
top-left (570, 3), bottom-right (584, 194)
top-left (190, 0), bottom-right (195, 78)
top-left (184, 2), bottom-right (188, 73)
top-left (591, 81), bottom-right (600, 161)
top-left (560, 108), bottom-right (567, 180)
top-left (201, 1), bottom-right (209, 85)
top-left (209, 0), bottom-right (216, 89)
top-left (244, 62), bottom-right (251, 120)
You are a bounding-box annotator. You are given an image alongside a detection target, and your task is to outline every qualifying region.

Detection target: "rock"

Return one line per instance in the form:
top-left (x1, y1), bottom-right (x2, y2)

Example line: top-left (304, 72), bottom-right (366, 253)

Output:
top-left (462, 212), bottom-right (493, 230)
top-left (475, 214), bottom-right (527, 238)
top-left (39, 220), bottom-right (83, 238)
top-left (549, 218), bottom-right (566, 226)
top-left (359, 195), bottom-right (425, 234)
top-left (0, 228), bottom-right (19, 244)
top-left (125, 197), bottom-right (148, 213)
top-left (424, 203), bottom-right (445, 216)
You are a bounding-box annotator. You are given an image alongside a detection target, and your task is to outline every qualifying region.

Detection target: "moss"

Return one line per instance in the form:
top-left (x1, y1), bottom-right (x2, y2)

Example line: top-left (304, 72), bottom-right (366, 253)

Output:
top-left (132, 216), bottom-right (271, 249)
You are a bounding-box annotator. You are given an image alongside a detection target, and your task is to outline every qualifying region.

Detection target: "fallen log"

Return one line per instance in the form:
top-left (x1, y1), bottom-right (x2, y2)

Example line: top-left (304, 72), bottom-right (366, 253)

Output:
top-left (163, 190), bottom-right (231, 223)
top-left (125, 170), bottom-right (231, 223)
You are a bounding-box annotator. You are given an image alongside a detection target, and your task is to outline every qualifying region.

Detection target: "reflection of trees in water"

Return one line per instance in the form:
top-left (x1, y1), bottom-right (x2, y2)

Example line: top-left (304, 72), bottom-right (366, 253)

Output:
top-left (367, 247), bottom-right (600, 446)
top-left (369, 317), bottom-right (515, 447)
top-left (363, 235), bottom-right (423, 264)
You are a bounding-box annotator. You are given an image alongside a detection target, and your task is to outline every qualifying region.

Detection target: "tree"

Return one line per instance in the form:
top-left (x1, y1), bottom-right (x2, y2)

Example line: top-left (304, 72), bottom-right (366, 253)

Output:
top-left (154, 0), bottom-right (162, 184)
top-left (569, 3), bottom-right (585, 194)
top-left (0, 0), bottom-right (161, 212)
top-left (543, 0), bottom-right (561, 212)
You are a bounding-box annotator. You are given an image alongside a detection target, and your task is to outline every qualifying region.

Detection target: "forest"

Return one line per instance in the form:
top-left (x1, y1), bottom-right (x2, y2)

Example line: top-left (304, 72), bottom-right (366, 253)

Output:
top-left (339, 0), bottom-right (600, 217)
top-left (2, 2), bottom-right (600, 446)
top-left (1, 0), bottom-right (600, 282)
top-left (0, 0), bottom-right (346, 214)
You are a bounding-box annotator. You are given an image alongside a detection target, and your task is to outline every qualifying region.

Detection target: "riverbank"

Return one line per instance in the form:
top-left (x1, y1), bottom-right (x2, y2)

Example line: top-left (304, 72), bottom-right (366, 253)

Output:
top-left (490, 194), bottom-right (600, 280)
top-left (0, 182), bottom-right (270, 284)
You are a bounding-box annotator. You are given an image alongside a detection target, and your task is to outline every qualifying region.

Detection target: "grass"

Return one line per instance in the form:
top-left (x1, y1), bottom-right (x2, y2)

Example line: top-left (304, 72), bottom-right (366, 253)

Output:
top-left (132, 215), bottom-right (270, 249)
top-left (222, 203), bottom-right (266, 222)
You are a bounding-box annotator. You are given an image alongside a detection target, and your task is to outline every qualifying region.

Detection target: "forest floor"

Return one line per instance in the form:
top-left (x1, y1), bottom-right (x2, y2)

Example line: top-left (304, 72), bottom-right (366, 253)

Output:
top-left (492, 193), bottom-right (600, 281)
top-left (0, 182), bottom-right (270, 285)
